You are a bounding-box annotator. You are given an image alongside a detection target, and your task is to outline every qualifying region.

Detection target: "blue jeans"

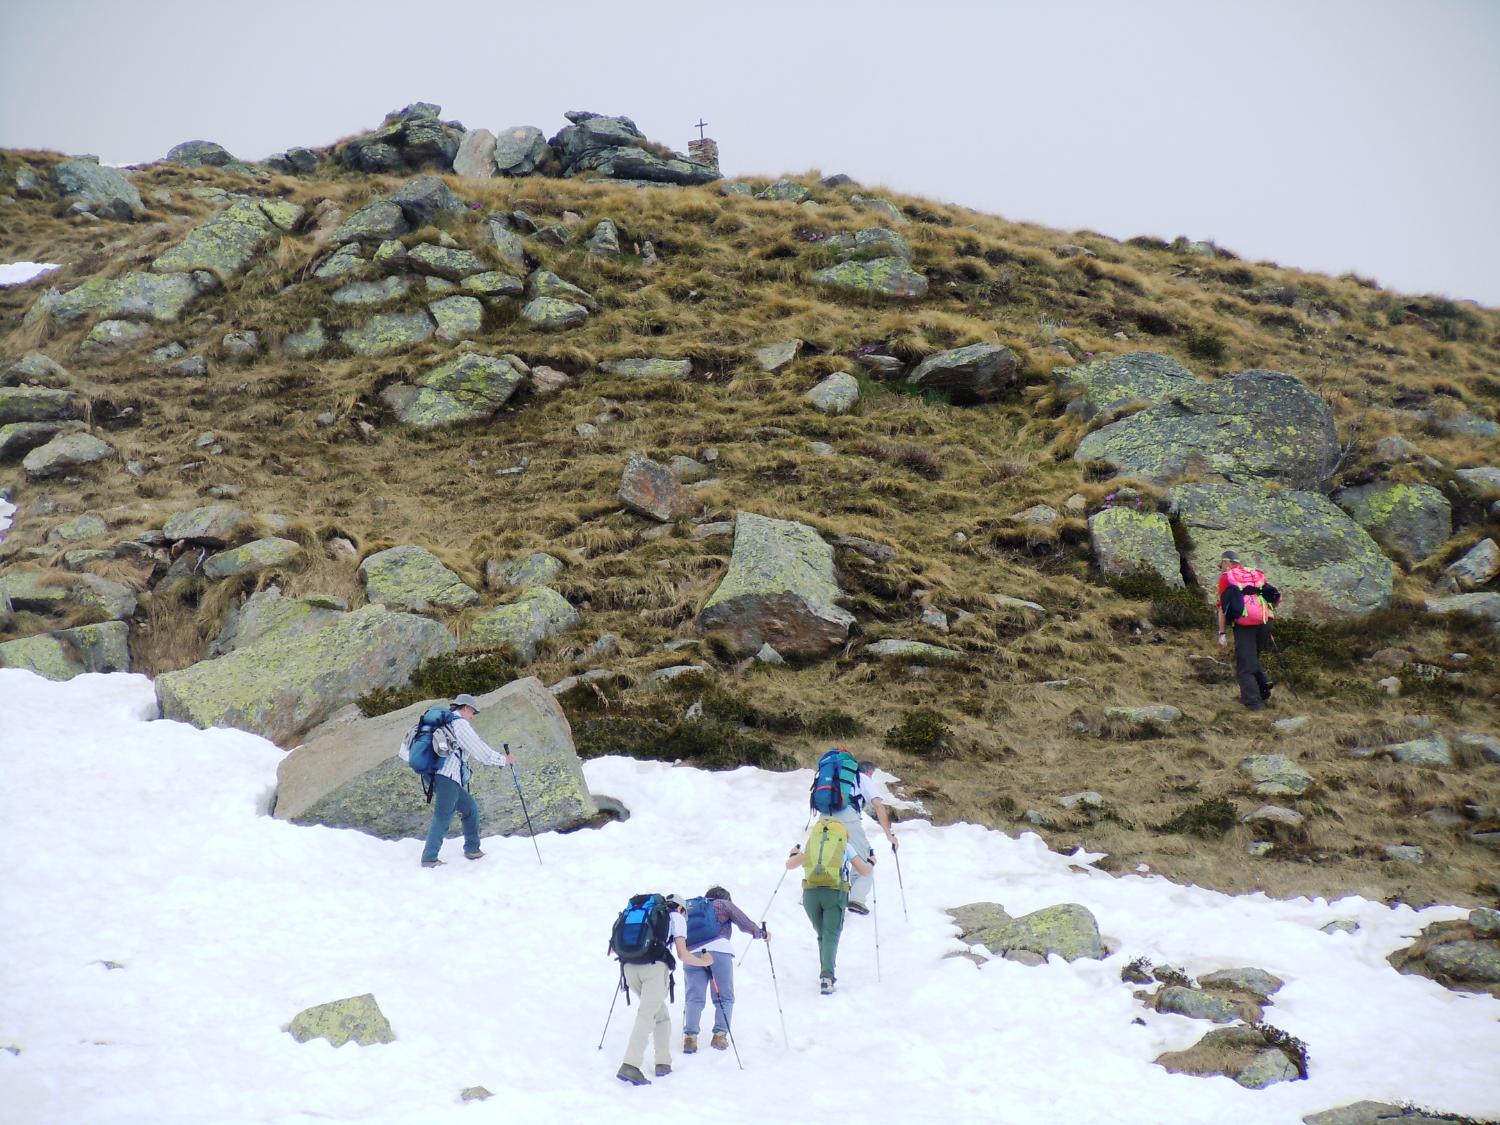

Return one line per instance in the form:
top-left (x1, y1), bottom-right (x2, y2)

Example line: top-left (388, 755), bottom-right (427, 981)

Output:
top-left (683, 951), bottom-right (735, 1035)
top-left (422, 774), bottom-right (480, 862)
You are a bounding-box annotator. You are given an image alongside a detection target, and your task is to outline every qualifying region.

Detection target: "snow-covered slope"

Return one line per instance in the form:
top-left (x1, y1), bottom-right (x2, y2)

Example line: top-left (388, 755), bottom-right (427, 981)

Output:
top-left (1, 670), bottom-right (1496, 1124)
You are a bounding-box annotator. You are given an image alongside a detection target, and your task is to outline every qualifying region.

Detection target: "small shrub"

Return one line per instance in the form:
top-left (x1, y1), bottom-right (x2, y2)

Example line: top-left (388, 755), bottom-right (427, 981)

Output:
top-left (885, 708), bottom-right (953, 756)
top-left (1108, 572), bottom-right (1212, 630)
top-left (1186, 328), bottom-right (1227, 362)
top-left (358, 648), bottom-right (517, 716)
top-left (806, 709), bottom-right (864, 738)
top-left (1253, 1022), bottom-right (1309, 1080)
top-left (571, 713), bottom-right (792, 771)
top-left (1155, 797), bottom-right (1237, 839)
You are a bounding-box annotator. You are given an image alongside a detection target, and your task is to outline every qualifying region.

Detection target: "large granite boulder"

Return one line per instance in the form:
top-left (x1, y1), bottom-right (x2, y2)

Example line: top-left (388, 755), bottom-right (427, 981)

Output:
top-left (955, 902), bottom-right (1107, 962)
top-left (805, 371), bottom-right (860, 415)
top-left (618, 454), bottom-right (702, 522)
top-left (1076, 369), bottom-right (1340, 490)
top-left (492, 126), bottom-right (551, 176)
top-left (380, 352), bottom-right (526, 428)
top-left (1453, 467), bottom-right (1500, 498)
top-left (428, 295), bottom-right (483, 340)
top-left (211, 587), bottom-right (347, 655)
top-left (163, 503), bottom-right (255, 547)
top-left (466, 587), bottom-right (580, 663)
top-left (0, 570), bottom-right (136, 621)
top-left (520, 297), bottom-right (588, 332)
top-left (333, 200), bottom-right (411, 244)
top-left (340, 310), bottom-right (434, 356)
top-left (1089, 507), bottom-right (1183, 587)
top-left (0, 387), bottom-right (83, 424)
top-left (50, 271), bottom-right (212, 325)
top-left (202, 537), bottom-right (304, 580)
top-left (0, 620), bottom-right (130, 680)
top-left (1332, 481), bottom-right (1451, 564)
top-left (696, 512), bottom-right (854, 657)
top-left (22, 431), bottom-right (116, 478)
top-left (1445, 538), bottom-right (1499, 591)
top-left (52, 157), bottom-right (144, 220)
top-left (165, 140), bottom-right (238, 168)
top-left (828, 227), bottom-right (911, 262)
top-left (907, 344), bottom-right (1019, 404)
top-left (151, 199), bottom-right (279, 277)
top-left (390, 175), bottom-right (463, 228)
top-left (1424, 592), bottom-right (1500, 630)
top-left (526, 269), bottom-right (597, 309)
top-left (1053, 351), bottom-right (1198, 421)
top-left (274, 676), bottom-right (599, 840)
top-left (1170, 482), bottom-right (1393, 617)
top-left (339, 103), bottom-right (463, 173)
top-left (813, 257), bottom-right (928, 300)
top-left (359, 545), bottom-right (480, 611)
top-left (490, 552), bottom-right (564, 590)
top-left (155, 604), bottom-right (454, 746)
top-left (406, 242), bottom-right (486, 280)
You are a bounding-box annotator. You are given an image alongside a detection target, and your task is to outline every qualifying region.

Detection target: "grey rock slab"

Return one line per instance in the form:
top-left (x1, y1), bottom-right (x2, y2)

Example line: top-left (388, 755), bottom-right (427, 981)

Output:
top-left (4, 352), bottom-right (72, 387)
top-left (452, 128), bottom-right (497, 178)
top-left (753, 339), bottom-right (802, 373)
top-left (492, 126), bottom-right (550, 175)
top-left (407, 243), bottom-right (487, 280)
top-left (340, 310), bottom-right (434, 356)
top-left (0, 571), bottom-right (136, 621)
top-left (390, 176), bottom-right (463, 227)
top-left (1425, 592), bottom-right (1500, 630)
top-left (1240, 753), bottom-right (1314, 797)
top-left (850, 194), bottom-right (908, 224)
top-left (202, 537), bottom-right (304, 580)
top-left (52, 271), bottom-right (209, 325)
top-left (1452, 467), bottom-right (1500, 498)
top-left (525, 269), bottom-right (596, 308)
top-left (331, 277), bottom-right (410, 306)
top-left (1053, 351), bottom-right (1198, 421)
top-left (1153, 985), bottom-right (1243, 1023)
top-left (0, 387), bottom-right (84, 425)
top-left (53, 157), bottom-right (144, 219)
top-left (1106, 704), bottom-right (1181, 725)
top-left (212, 587), bottom-right (347, 656)
top-left (461, 271), bottom-right (524, 298)
top-left (813, 256), bottom-right (928, 300)
top-left (1057, 791), bottom-right (1103, 810)
top-left (520, 297), bottom-right (588, 331)
top-left (47, 513), bottom-right (108, 542)
top-left (282, 320), bottom-right (327, 359)
top-left (1198, 967), bottom-right (1283, 1000)
top-left (428, 295), bottom-right (484, 341)
top-left (22, 431), bottom-right (115, 478)
top-left (466, 587), bottom-right (580, 663)
top-left (492, 552), bottom-right (564, 589)
top-left (1445, 538), bottom-right (1499, 591)
top-left (314, 243), bottom-right (366, 279)
top-left (1089, 507), bottom-right (1182, 587)
top-left (1243, 804), bottom-right (1305, 829)
top-left (618, 454), bottom-right (702, 522)
top-left (162, 502), bottom-right (254, 547)
top-left (0, 620), bottom-right (130, 681)
top-left (151, 199), bottom-right (278, 277)
top-left (359, 545), bottom-right (479, 611)
top-left (828, 226), bottom-right (912, 262)
top-left (907, 343), bottom-right (1019, 404)
top-left (806, 371), bottom-right (860, 415)
top-left (1456, 732), bottom-right (1500, 764)
top-left (382, 352), bottom-right (527, 428)
top-left (333, 199), bottom-right (411, 244)
top-left (1155, 1025), bottom-right (1300, 1089)
top-left (1333, 482), bottom-right (1452, 564)
top-left (599, 357), bottom-right (691, 380)
top-left (756, 180), bottom-right (811, 203)
top-left (0, 422), bottom-right (74, 462)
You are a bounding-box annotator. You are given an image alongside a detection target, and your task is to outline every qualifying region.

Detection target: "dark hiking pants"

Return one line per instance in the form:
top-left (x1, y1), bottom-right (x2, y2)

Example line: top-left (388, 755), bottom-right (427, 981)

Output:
top-left (1234, 623), bottom-right (1272, 708)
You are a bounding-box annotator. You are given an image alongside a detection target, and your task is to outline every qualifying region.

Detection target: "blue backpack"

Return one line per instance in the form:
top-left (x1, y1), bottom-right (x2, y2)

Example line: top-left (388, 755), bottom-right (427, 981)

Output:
top-left (810, 748), bottom-right (860, 813)
top-left (402, 706), bottom-right (457, 799)
top-left (685, 896), bottom-right (721, 950)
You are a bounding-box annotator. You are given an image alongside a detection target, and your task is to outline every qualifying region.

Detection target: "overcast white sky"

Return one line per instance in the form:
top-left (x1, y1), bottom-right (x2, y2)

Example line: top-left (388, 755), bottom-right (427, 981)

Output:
top-left (2, 0), bottom-right (1497, 305)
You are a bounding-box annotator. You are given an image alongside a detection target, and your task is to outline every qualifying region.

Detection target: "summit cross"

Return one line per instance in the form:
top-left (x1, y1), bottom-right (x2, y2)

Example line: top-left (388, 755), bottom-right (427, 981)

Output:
top-left (694, 118), bottom-right (708, 140)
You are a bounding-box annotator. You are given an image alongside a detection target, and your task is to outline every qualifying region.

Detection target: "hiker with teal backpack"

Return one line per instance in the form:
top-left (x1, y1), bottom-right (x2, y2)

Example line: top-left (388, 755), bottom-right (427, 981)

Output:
top-left (787, 819), bottom-right (873, 994)
top-left (607, 893), bottom-right (712, 1086)
top-left (681, 887), bottom-right (767, 1055)
top-left (400, 693), bottom-right (513, 868)
top-left (810, 749), bottom-right (897, 916)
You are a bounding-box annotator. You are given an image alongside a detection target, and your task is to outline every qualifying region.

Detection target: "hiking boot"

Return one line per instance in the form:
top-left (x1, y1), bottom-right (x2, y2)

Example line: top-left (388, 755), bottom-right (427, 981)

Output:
top-left (711, 1031), bottom-right (729, 1051)
top-left (1260, 683), bottom-right (1275, 703)
top-left (464, 850), bottom-right (485, 860)
top-left (616, 1064), bottom-right (651, 1086)
top-left (847, 901), bottom-right (870, 916)
top-left (420, 858), bottom-right (445, 868)
top-left (819, 976), bottom-right (836, 995)
top-left (654, 1063), bottom-right (672, 1077)
top-left (682, 1035), bottom-right (697, 1054)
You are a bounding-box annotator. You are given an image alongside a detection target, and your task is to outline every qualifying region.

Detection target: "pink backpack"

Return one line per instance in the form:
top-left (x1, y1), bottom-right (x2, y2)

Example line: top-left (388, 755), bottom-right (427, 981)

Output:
top-left (1224, 565), bottom-right (1273, 627)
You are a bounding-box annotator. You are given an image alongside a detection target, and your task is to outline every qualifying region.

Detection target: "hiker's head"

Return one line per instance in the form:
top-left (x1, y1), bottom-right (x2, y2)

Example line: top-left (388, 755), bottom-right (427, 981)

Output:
top-left (706, 886), bottom-right (730, 901)
top-left (1218, 550), bottom-right (1240, 571)
top-left (858, 760), bottom-right (876, 778)
top-left (666, 894), bottom-right (687, 912)
top-left (450, 692), bottom-right (481, 718)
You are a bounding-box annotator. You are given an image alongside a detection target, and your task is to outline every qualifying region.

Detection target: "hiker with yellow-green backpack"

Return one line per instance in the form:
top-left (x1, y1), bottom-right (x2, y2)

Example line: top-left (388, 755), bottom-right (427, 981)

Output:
top-left (785, 817), bottom-right (873, 995)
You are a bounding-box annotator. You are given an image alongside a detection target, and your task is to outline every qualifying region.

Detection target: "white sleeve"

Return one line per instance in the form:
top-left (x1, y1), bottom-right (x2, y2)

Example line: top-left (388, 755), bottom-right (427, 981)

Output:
top-left (669, 912), bottom-right (687, 941)
top-left (448, 717), bottom-right (506, 766)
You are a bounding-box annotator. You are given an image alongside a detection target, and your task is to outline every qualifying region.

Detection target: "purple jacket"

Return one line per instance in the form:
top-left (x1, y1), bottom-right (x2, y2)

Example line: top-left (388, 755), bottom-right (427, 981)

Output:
top-left (712, 898), bottom-right (765, 942)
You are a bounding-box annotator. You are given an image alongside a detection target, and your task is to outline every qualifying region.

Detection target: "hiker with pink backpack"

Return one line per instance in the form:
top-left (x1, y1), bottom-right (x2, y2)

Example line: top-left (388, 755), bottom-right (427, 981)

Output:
top-left (1216, 551), bottom-right (1282, 711)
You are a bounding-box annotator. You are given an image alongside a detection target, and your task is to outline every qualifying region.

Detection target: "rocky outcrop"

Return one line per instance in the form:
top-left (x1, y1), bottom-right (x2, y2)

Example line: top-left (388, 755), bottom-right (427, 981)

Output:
top-left (1332, 482), bottom-right (1451, 564)
top-left (151, 199), bottom-right (281, 277)
top-left (907, 344), bottom-right (1019, 404)
top-left (1424, 592), bottom-right (1500, 630)
top-left (1170, 483), bottom-right (1393, 617)
top-left (550, 110), bottom-right (717, 184)
top-left (165, 140), bottom-right (240, 169)
top-left (358, 545), bottom-right (480, 612)
top-left (1089, 507), bottom-right (1183, 587)
top-left (155, 604), bottom-right (454, 746)
top-left (1076, 369), bottom-right (1340, 490)
top-left (52, 157), bottom-right (144, 220)
top-left (466, 587), bottom-right (580, 662)
top-left (1387, 909), bottom-right (1500, 997)
top-left (492, 126), bottom-right (551, 176)
top-left (274, 676), bottom-right (599, 839)
top-left (380, 352), bottom-right (526, 428)
top-left (339, 103), bottom-right (463, 173)
top-left (50, 271), bottom-right (213, 325)
top-left (340, 310), bottom-right (434, 356)
top-left (211, 587), bottom-right (347, 656)
top-left (1053, 351), bottom-right (1198, 421)
top-left (1240, 753), bottom-right (1314, 797)
top-left (813, 257), bottom-right (928, 300)
top-left (201, 537), bottom-right (303, 580)
top-left (696, 513), bottom-right (854, 657)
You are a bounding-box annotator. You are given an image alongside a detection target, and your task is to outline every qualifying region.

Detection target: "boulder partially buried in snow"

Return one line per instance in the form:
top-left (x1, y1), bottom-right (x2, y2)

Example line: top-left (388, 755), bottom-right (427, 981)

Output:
top-left (1387, 911), bottom-right (1500, 998)
top-left (285, 994), bottom-right (394, 1047)
top-left (696, 512), bottom-right (854, 657)
top-left (0, 620), bottom-right (130, 681)
top-left (957, 902), bottom-right (1108, 962)
top-left (1170, 482), bottom-right (1393, 618)
top-left (274, 676), bottom-right (599, 840)
top-left (1155, 1025), bottom-right (1303, 1089)
top-left (155, 605), bottom-right (454, 746)
top-left (1075, 369), bottom-right (1339, 491)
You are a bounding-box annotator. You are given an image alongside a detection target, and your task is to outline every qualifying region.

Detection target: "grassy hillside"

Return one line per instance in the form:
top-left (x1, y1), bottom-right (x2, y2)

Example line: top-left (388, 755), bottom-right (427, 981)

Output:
top-left (3, 147), bottom-right (1498, 910)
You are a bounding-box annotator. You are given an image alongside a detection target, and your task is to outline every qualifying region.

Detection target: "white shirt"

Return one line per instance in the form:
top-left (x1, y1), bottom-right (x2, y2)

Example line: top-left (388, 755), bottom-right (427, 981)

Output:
top-left (851, 771), bottom-right (890, 812)
top-left (434, 715), bottom-right (507, 784)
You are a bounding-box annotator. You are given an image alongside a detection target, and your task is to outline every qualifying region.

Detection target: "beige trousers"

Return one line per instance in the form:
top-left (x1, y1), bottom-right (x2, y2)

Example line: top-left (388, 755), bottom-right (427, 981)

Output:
top-left (621, 961), bottom-right (673, 1071)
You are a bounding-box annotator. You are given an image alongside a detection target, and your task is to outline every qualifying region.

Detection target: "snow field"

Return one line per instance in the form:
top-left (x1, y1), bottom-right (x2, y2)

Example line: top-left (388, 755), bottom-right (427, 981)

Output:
top-left (0, 669), bottom-right (1497, 1124)
top-left (0, 261), bottom-right (61, 286)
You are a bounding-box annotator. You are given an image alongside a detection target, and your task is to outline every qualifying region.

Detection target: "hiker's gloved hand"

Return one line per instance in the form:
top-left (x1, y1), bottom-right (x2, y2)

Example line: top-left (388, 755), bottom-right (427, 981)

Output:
top-left (1217, 631), bottom-right (1227, 648)
top-left (887, 832), bottom-right (898, 851)
top-left (504, 753), bottom-right (516, 767)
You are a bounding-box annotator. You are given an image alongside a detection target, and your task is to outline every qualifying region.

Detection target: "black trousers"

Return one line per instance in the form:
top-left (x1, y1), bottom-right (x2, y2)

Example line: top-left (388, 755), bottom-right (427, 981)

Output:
top-left (1233, 624), bottom-right (1272, 707)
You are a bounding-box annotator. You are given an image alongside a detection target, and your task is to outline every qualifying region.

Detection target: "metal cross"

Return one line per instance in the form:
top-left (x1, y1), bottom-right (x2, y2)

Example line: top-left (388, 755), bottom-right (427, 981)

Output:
top-left (694, 118), bottom-right (708, 140)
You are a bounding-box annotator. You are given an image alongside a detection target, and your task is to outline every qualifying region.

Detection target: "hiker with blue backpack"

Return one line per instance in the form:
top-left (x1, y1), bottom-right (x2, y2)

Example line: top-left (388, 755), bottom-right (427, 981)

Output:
top-left (787, 819), bottom-right (873, 994)
top-left (400, 693), bottom-right (514, 868)
top-left (810, 749), bottom-right (897, 916)
top-left (681, 887), bottom-right (767, 1055)
top-left (607, 893), bottom-right (713, 1086)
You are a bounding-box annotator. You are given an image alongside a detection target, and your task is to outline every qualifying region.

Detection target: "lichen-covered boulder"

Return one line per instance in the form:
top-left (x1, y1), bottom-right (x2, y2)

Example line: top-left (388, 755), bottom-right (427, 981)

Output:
top-left (617, 454), bottom-right (702, 522)
top-left (850, 194), bottom-right (907, 224)
top-left (407, 243), bottom-right (488, 280)
top-left (22, 431), bottom-right (115, 478)
top-left (813, 257), bottom-right (928, 300)
top-left (50, 271), bottom-right (210, 325)
top-left (599, 357), bottom-right (691, 380)
top-left (1053, 351), bottom-right (1198, 421)
top-left (151, 199), bottom-right (278, 277)
top-left (586, 219), bottom-right (621, 257)
top-left (526, 270), bottom-right (597, 309)
top-left (806, 371), bottom-right (859, 415)
top-left (314, 244), bottom-right (365, 279)
top-left (3, 352), bottom-right (72, 387)
top-left (1240, 753), bottom-right (1314, 797)
top-left (333, 200), bottom-right (411, 244)
top-left (0, 570), bottom-right (136, 621)
top-left (1453, 467), bottom-right (1500, 498)
top-left (1332, 482), bottom-right (1451, 564)
top-left (491, 552), bottom-right (564, 590)
top-left (0, 620), bottom-right (130, 680)
top-left (963, 903), bottom-right (1107, 962)
top-left (428, 295), bottom-right (484, 341)
top-left (467, 587), bottom-right (580, 663)
top-left (865, 639), bottom-right (964, 662)
top-left (520, 297), bottom-right (588, 331)
top-left (907, 344), bottom-right (1019, 404)
top-left (1089, 507), bottom-right (1183, 587)
top-left (1076, 369), bottom-right (1340, 490)
top-left (212, 588), bottom-right (347, 655)
top-left (696, 512), bottom-right (854, 657)
top-left (1170, 482), bottom-right (1393, 618)
top-left (493, 126), bottom-right (550, 175)
top-left (340, 103), bottom-right (463, 174)
top-left (52, 157), bottom-right (144, 220)
top-left (156, 604), bottom-right (454, 746)
top-left (340, 310), bottom-right (434, 356)
top-left (381, 352), bottom-right (525, 428)
top-left (390, 175), bottom-right (463, 227)
top-left (1388, 915), bottom-right (1500, 997)
top-left (1198, 967), bottom-right (1284, 1000)
top-left (163, 503), bottom-right (254, 547)
top-left (285, 993), bottom-right (394, 1047)
top-left (1149, 985), bottom-right (1254, 1023)
top-left (487, 221), bottom-right (528, 273)
top-left (828, 227), bottom-right (911, 262)
top-left (202, 537), bottom-right (303, 580)
top-left (166, 140), bottom-right (238, 168)
top-left (331, 277), bottom-right (409, 306)
top-left (757, 180), bottom-right (812, 203)
top-left (460, 271), bottom-right (524, 299)
top-left (0, 422), bottom-right (75, 462)
top-left (1155, 1026), bottom-right (1302, 1089)
top-left (359, 545), bottom-right (479, 611)
top-left (274, 676), bottom-right (599, 839)
top-left (0, 387), bottom-right (83, 425)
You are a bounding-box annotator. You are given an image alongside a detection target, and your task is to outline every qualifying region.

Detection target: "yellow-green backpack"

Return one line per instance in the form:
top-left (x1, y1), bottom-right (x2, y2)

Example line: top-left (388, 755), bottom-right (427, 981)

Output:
top-left (803, 817), bottom-right (850, 890)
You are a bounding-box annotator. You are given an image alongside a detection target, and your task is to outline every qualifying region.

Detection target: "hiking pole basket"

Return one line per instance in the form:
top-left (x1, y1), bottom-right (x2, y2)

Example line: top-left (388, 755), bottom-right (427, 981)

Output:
top-left (505, 743), bottom-right (543, 865)
top-left (893, 841), bottom-right (908, 922)
top-left (707, 967), bottom-right (744, 1070)
top-left (763, 923), bottom-right (790, 1049)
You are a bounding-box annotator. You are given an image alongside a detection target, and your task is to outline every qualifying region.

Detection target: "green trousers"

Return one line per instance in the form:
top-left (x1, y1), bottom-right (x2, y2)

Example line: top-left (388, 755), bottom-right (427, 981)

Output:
top-left (802, 886), bottom-right (848, 980)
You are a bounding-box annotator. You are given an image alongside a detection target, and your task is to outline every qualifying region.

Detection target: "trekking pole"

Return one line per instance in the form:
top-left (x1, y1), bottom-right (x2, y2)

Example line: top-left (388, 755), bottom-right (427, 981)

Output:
top-left (893, 842), bottom-right (908, 922)
top-left (740, 867), bottom-right (790, 963)
top-left (707, 968), bottom-right (744, 1070)
top-left (762, 926), bottom-right (790, 1049)
top-left (872, 884), bottom-right (882, 984)
top-left (596, 976), bottom-right (623, 1050)
top-left (505, 743), bottom-right (543, 865)
top-left (1266, 632), bottom-right (1301, 700)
